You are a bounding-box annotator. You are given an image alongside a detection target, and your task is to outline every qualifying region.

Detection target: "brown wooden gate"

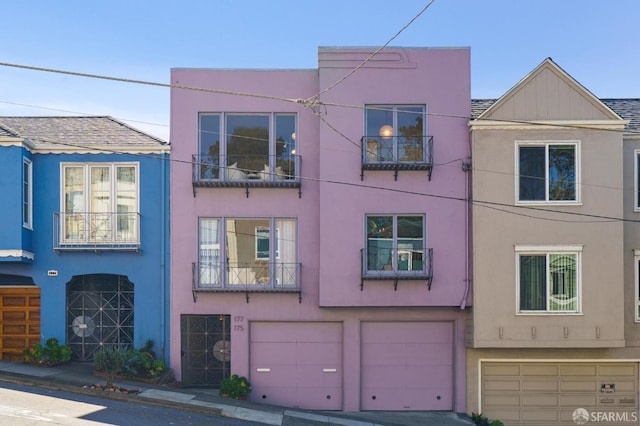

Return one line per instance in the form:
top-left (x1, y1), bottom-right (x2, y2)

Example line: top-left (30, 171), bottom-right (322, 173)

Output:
top-left (0, 287), bottom-right (41, 361)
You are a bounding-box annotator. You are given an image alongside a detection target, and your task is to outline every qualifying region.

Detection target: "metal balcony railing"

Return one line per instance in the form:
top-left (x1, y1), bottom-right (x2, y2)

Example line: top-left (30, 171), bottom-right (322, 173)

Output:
top-left (360, 247), bottom-right (433, 290)
top-left (192, 154), bottom-right (300, 183)
top-left (192, 261), bottom-right (301, 302)
top-left (360, 135), bottom-right (433, 180)
top-left (53, 211), bottom-right (140, 251)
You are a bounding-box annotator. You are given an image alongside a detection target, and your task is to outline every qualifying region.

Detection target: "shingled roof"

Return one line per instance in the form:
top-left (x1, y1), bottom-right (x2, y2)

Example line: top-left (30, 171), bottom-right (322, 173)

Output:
top-left (0, 116), bottom-right (167, 148)
top-left (471, 98), bottom-right (640, 132)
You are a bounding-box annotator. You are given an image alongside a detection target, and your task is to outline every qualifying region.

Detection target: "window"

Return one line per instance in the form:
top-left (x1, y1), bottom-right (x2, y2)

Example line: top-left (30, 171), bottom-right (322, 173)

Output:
top-left (365, 215), bottom-right (425, 273)
top-left (364, 105), bottom-right (427, 163)
top-left (517, 141), bottom-right (578, 203)
top-left (61, 163), bottom-right (139, 245)
top-left (198, 218), bottom-right (297, 288)
top-left (635, 150), bottom-right (640, 211)
top-left (198, 113), bottom-right (297, 181)
top-left (516, 245), bottom-right (582, 314)
top-left (23, 158), bottom-right (32, 229)
top-left (635, 250), bottom-right (640, 321)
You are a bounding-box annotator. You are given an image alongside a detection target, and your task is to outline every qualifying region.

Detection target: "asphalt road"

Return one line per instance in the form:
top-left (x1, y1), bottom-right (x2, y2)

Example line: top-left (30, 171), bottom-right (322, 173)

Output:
top-left (0, 381), bottom-right (265, 425)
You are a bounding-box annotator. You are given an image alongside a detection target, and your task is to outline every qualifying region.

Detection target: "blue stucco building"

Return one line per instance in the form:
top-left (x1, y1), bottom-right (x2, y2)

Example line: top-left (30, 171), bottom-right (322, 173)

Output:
top-left (0, 116), bottom-right (170, 362)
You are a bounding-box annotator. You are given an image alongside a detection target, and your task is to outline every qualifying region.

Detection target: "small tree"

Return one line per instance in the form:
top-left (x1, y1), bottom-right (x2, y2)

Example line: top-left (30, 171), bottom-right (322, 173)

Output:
top-left (93, 347), bottom-right (128, 389)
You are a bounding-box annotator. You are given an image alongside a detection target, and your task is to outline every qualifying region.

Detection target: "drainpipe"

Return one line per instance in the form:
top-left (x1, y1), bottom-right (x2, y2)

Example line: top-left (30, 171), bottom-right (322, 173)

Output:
top-left (159, 150), bottom-right (167, 360)
top-left (460, 129), bottom-right (472, 310)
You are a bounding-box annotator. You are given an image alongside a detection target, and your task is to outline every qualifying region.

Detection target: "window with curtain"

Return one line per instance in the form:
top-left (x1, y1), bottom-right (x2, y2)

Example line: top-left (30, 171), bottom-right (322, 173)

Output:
top-left (61, 163), bottom-right (139, 244)
top-left (517, 141), bottom-right (578, 203)
top-left (517, 247), bottom-right (580, 313)
top-left (197, 217), bottom-right (297, 289)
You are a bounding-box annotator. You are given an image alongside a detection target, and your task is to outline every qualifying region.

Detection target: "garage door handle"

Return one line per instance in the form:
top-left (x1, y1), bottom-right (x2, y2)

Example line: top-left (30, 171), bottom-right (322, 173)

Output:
top-left (323, 368), bottom-right (337, 373)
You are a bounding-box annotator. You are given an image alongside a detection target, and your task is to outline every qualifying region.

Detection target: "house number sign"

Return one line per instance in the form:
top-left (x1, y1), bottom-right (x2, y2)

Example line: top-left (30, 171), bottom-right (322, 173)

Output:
top-left (234, 315), bottom-right (245, 332)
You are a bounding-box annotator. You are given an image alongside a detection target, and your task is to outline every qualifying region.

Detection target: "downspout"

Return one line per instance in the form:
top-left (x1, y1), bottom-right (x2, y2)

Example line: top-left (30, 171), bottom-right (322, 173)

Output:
top-left (460, 126), bottom-right (472, 310)
top-left (160, 150), bottom-right (168, 360)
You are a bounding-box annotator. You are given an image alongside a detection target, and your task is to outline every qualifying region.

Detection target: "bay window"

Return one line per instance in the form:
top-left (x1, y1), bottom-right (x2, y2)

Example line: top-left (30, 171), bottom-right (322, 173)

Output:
top-left (197, 218), bottom-right (297, 289)
top-left (516, 245), bottom-right (581, 314)
top-left (60, 163), bottom-right (139, 246)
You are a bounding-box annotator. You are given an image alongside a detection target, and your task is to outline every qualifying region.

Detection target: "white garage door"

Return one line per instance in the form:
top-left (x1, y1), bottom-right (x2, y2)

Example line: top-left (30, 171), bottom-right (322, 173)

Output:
top-left (482, 362), bottom-right (639, 425)
top-left (361, 321), bottom-right (454, 410)
top-left (250, 321), bottom-right (342, 410)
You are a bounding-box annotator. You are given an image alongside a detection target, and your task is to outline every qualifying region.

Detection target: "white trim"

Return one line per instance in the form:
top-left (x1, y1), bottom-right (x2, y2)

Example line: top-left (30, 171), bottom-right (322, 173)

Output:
top-left (635, 249), bottom-right (640, 322)
top-left (635, 150), bottom-right (640, 212)
top-left (22, 157), bottom-right (32, 230)
top-left (515, 244), bottom-right (583, 252)
top-left (477, 358), bottom-right (640, 413)
top-left (470, 119), bottom-right (628, 131)
top-left (34, 144), bottom-right (169, 154)
top-left (0, 250), bottom-right (35, 260)
top-left (0, 137), bottom-right (36, 150)
top-left (515, 245), bottom-right (582, 314)
top-left (514, 140), bottom-right (581, 205)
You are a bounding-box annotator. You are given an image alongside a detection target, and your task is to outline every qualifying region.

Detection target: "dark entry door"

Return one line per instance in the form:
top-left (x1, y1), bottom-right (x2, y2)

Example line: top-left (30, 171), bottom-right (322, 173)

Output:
top-left (66, 274), bottom-right (134, 361)
top-left (181, 314), bottom-right (230, 387)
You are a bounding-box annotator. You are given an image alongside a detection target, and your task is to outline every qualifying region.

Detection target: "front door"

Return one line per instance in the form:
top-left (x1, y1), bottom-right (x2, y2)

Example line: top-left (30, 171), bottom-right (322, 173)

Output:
top-left (181, 314), bottom-right (230, 387)
top-left (66, 274), bottom-right (134, 361)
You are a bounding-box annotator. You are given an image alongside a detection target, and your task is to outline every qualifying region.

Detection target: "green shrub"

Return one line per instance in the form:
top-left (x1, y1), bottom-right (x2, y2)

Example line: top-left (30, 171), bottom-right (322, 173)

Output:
top-left (23, 338), bottom-right (71, 366)
top-left (219, 374), bottom-right (252, 399)
top-left (94, 347), bottom-right (128, 388)
top-left (471, 412), bottom-right (504, 426)
top-left (120, 340), bottom-right (166, 379)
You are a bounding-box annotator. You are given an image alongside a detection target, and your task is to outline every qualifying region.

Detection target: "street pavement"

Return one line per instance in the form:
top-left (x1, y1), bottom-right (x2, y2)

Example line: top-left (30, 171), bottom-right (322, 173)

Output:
top-left (0, 360), bottom-right (474, 426)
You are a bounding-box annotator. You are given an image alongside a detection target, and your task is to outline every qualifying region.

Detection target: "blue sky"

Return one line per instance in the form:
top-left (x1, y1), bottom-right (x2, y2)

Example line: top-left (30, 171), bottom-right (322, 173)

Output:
top-left (1, 0), bottom-right (638, 141)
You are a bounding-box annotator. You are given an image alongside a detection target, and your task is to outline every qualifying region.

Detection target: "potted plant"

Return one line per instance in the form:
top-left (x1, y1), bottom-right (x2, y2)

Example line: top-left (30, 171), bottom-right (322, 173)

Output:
top-left (219, 374), bottom-right (252, 400)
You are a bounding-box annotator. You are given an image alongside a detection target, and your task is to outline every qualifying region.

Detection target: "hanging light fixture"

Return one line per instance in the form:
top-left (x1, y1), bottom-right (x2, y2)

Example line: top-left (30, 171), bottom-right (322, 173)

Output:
top-left (379, 125), bottom-right (393, 139)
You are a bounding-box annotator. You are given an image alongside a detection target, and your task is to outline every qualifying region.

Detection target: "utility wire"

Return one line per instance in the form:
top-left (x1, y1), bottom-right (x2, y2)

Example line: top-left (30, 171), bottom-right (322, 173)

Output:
top-left (21, 134), bottom-right (640, 224)
top-left (304, 0), bottom-right (437, 102)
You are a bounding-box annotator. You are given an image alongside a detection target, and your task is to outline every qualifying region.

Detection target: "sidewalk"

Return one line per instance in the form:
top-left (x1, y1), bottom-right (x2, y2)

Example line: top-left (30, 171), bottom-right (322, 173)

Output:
top-left (0, 360), bottom-right (473, 426)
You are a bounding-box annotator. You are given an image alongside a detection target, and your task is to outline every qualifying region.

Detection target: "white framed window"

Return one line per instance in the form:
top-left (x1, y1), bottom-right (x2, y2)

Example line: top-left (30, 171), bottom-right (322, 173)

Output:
top-left (634, 150), bottom-right (640, 211)
top-left (516, 245), bottom-right (582, 314)
top-left (515, 141), bottom-right (580, 204)
top-left (198, 113), bottom-right (297, 181)
top-left (365, 214), bottom-right (426, 273)
top-left (364, 105), bottom-right (427, 163)
top-left (60, 163), bottom-right (139, 244)
top-left (635, 249), bottom-right (640, 322)
top-left (198, 218), bottom-right (296, 288)
top-left (23, 158), bottom-right (32, 229)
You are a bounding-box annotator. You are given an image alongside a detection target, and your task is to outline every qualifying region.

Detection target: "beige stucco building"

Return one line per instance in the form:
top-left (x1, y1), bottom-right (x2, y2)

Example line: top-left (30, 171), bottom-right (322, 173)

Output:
top-left (467, 58), bottom-right (640, 425)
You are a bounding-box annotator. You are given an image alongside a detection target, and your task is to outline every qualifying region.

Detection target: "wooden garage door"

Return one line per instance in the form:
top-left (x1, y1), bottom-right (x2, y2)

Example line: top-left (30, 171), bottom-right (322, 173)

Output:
top-left (482, 362), bottom-right (639, 425)
top-left (0, 287), bottom-right (41, 361)
top-left (250, 322), bottom-right (342, 410)
top-left (361, 321), bottom-right (454, 411)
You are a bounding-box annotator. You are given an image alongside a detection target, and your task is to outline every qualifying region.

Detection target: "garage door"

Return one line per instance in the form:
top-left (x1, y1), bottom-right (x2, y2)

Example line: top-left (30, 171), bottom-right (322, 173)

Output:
top-left (482, 362), bottom-right (639, 425)
top-left (361, 321), bottom-right (454, 410)
top-left (0, 287), bottom-right (41, 361)
top-left (250, 322), bottom-right (342, 410)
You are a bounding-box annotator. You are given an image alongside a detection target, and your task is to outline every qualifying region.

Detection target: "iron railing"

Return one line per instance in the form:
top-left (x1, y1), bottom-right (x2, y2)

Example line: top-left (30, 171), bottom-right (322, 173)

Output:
top-left (361, 135), bottom-right (433, 165)
top-left (54, 211), bottom-right (140, 251)
top-left (360, 247), bottom-right (433, 290)
top-left (192, 154), bottom-right (300, 183)
top-left (193, 261), bottom-right (301, 291)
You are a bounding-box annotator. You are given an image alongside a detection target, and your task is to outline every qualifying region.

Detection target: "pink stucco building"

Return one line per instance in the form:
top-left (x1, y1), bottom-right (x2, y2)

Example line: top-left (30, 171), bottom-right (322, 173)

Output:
top-left (169, 47), bottom-right (471, 412)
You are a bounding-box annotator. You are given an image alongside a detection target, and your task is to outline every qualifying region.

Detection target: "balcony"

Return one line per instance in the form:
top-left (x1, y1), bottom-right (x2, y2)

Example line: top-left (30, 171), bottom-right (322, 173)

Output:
top-left (192, 154), bottom-right (301, 197)
top-left (53, 212), bottom-right (140, 252)
top-left (192, 261), bottom-right (302, 302)
top-left (360, 135), bottom-right (433, 180)
top-left (361, 247), bottom-right (433, 290)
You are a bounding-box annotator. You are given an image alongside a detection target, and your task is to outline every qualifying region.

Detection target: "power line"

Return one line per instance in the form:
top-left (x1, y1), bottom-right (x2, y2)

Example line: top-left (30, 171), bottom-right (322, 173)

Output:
top-left (305, 0), bottom-right (437, 102)
top-left (21, 134), bottom-right (640, 224)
